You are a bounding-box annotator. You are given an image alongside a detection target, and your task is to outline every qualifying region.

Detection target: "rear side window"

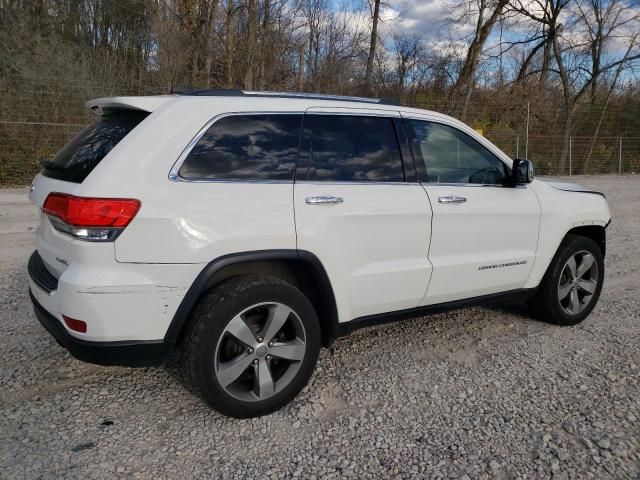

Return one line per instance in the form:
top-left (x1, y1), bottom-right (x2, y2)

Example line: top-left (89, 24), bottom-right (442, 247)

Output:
top-left (42, 110), bottom-right (149, 183)
top-left (300, 115), bottom-right (404, 182)
top-left (178, 114), bottom-right (303, 181)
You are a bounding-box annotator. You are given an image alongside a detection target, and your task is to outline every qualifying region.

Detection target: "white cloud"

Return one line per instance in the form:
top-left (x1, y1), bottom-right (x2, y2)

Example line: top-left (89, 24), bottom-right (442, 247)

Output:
top-left (378, 0), bottom-right (472, 40)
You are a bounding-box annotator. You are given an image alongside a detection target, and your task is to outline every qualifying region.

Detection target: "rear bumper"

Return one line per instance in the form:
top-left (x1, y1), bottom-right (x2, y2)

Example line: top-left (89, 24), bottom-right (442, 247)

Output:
top-left (27, 245), bottom-right (201, 343)
top-left (30, 290), bottom-right (170, 367)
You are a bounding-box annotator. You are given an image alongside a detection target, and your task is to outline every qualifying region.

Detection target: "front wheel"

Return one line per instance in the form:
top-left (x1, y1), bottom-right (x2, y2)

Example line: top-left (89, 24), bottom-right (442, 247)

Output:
top-left (528, 234), bottom-right (605, 326)
top-left (179, 276), bottom-right (321, 418)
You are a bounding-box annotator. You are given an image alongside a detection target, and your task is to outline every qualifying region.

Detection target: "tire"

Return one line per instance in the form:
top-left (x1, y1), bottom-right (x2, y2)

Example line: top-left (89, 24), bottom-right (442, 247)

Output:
top-left (178, 275), bottom-right (321, 418)
top-left (528, 234), bottom-right (604, 326)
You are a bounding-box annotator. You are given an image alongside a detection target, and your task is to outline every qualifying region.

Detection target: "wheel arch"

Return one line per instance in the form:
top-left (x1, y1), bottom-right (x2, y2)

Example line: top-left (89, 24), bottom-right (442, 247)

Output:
top-left (541, 224), bottom-right (607, 281)
top-left (565, 224), bottom-right (607, 256)
top-left (164, 250), bottom-right (340, 349)
top-left (525, 220), bottom-right (608, 290)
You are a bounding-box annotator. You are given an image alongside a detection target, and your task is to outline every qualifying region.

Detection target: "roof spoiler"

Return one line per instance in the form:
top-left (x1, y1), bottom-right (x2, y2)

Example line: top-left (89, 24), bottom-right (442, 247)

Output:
top-left (86, 96), bottom-right (173, 115)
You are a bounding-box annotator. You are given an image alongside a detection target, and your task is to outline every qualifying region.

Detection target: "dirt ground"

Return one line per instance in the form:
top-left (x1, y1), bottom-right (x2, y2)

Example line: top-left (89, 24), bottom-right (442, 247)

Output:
top-left (0, 175), bottom-right (638, 479)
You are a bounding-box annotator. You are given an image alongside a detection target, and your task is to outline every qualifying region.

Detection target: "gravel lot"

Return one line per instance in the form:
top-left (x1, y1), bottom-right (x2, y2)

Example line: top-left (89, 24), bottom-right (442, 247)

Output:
top-left (1, 175), bottom-right (639, 480)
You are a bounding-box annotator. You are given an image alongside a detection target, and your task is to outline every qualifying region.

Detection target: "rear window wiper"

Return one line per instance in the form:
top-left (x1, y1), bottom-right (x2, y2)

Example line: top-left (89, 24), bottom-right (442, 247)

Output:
top-left (40, 159), bottom-right (68, 171)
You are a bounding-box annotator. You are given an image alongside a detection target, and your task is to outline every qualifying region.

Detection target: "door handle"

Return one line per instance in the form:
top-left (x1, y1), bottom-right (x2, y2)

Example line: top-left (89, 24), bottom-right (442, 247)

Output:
top-left (438, 195), bottom-right (467, 204)
top-left (305, 196), bottom-right (344, 205)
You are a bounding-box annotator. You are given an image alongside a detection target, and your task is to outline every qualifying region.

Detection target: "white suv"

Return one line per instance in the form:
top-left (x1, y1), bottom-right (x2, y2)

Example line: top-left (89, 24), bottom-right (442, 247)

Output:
top-left (28, 89), bottom-right (611, 417)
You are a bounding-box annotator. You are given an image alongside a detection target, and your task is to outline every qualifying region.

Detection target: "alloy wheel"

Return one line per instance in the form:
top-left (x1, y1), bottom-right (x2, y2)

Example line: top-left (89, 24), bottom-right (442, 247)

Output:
top-left (557, 250), bottom-right (599, 315)
top-left (214, 302), bottom-right (307, 402)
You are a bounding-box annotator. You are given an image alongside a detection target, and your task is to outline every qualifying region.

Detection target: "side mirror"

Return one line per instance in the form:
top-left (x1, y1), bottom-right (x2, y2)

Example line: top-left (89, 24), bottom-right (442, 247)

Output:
top-left (512, 158), bottom-right (534, 185)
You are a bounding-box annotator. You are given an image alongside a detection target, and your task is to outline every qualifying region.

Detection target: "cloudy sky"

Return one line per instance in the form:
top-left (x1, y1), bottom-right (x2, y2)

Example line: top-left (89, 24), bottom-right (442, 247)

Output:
top-left (379, 0), bottom-right (464, 38)
top-left (352, 0), bottom-right (639, 70)
top-left (377, 0), bottom-right (474, 40)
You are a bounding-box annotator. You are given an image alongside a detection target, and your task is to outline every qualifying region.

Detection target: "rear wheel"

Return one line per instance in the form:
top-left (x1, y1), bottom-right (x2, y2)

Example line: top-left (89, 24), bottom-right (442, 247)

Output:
top-left (178, 276), bottom-right (320, 418)
top-left (528, 235), bottom-right (604, 326)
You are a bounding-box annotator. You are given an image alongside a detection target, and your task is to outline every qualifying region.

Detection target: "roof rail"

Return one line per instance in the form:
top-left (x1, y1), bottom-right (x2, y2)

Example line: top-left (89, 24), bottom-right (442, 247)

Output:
top-left (169, 86), bottom-right (400, 106)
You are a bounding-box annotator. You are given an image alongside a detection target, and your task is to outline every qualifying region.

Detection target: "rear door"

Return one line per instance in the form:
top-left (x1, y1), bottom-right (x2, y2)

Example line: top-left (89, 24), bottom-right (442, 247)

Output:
top-left (403, 116), bottom-right (541, 305)
top-left (293, 108), bottom-right (433, 322)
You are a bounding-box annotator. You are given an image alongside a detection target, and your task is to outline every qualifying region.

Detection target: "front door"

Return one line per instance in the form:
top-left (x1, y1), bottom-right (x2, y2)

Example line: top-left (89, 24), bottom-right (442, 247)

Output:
top-left (294, 109), bottom-right (433, 322)
top-left (403, 117), bottom-right (541, 305)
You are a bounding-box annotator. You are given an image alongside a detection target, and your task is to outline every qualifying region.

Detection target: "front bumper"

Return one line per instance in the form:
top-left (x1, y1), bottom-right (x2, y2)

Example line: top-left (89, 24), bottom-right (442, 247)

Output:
top-left (30, 290), bottom-right (169, 367)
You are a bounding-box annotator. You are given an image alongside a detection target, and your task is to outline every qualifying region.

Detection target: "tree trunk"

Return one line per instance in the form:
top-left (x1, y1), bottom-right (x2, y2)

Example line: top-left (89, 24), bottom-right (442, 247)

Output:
top-left (191, 48), bottom-right (199, 84)
top-left (448, 0), bottom-right (508, 115)
top-left (364, 0), bottom-right (380, 94)
top-left (297, 43), bottom-right (305, 91)
top-left (540, 30), bottom-right (553, 85)
top-left (225, 0), bottom-right (234, 87)
top-left (312, 32), bottom-right (320, 90)
top-left (583, 42), bottom-right (631, 171)
top-left (552, 34), bottom-right (574, 173)
top-left (205, 0), bottom-right (219, 88)
top-left (258, 0), bottom-right (269, 90)
top-left (243, 0), bottom-right (256, 89)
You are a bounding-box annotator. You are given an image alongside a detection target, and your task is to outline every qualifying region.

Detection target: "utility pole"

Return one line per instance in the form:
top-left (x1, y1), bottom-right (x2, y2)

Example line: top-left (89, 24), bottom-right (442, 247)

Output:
top-left (619, 137), bottom-right (623, 174)
top-left (569, 137), bottom-right (572, 176)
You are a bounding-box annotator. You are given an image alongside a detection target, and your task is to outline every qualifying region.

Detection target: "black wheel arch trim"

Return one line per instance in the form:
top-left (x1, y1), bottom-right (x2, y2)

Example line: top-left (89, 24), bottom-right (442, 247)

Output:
top-left (166, 253), bottom-right (540, 353)
top-left (163, 249), bottom-right (340, 348)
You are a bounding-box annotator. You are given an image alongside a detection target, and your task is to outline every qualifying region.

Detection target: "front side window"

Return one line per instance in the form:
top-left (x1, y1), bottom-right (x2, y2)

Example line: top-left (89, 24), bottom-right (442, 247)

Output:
top-left (178, 114), bottom-right (303, 180)
top-left (301, 115), bottom-right (404, 182)
top-left (406, 120), bottom-right (508, 184)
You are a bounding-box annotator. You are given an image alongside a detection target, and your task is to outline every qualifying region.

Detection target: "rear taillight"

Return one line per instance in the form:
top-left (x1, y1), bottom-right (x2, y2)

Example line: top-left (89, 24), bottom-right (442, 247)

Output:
top-left (43, 193), bottom-right (140, 242)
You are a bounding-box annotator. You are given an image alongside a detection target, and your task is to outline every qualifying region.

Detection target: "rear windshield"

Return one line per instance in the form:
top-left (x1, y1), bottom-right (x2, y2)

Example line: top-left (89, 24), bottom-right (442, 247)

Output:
top-left (42, 110), bottom-right (149, 183)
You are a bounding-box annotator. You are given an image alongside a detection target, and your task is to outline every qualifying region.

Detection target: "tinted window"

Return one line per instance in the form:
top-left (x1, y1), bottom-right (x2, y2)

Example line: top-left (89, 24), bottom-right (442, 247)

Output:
top-left (179, 114), bottom-right (302, 180)
top-left (407, 120), bottom-right (507, 184)
top-left (43, 110), bottom-right (149, 183)
top-left (302, 115), bottom-right (404, 182)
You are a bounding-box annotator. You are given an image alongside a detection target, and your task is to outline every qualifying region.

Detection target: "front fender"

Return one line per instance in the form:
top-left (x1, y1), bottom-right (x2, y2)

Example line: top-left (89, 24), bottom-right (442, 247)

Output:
top-left (524, 180), bottom-right (611, 289)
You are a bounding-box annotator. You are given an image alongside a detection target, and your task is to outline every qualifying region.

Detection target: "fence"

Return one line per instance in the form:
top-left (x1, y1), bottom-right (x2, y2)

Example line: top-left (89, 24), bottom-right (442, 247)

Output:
top-left (1, 84), bottom-right (639, 184)
top-left (490, 134), bottom-right (639, 176)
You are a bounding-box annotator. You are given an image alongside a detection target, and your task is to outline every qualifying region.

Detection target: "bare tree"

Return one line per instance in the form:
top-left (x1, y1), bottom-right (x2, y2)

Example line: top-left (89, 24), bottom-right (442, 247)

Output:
top-left (258, 0), bottom-right (270, 89)
top-left (510, 0), bottom-right (570, 85)
top-left (154, 3), bottom-right (192, 90)
top-left (574, 0), bottom-right (640, 169)
top-left (392, 33), bottom-right (423, 98)
top-left (549, 0), bottom-right (640, 170)
top-left (243, 0), bottom-right (256, 88)
top-left (3, 0), bottom-right (640, 183)
top-left (225, 0), bottom-right (239, 87)
top-left (364, 0), bottom-right (381, 94)
top-left (448, 0), bottom-right (510, 118)
top-left (203, 0), bottom-right (220, 87)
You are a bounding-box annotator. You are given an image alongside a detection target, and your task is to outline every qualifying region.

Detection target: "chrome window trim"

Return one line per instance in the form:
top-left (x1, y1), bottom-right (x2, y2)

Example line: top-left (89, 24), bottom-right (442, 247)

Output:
top-left (295, 180), bottom-right (419, 186)
top-left (171, 178), bottom-right (295, 185)
top-left (168, 111), bottom-right (305, 183)
top-left (422, 182), bottom-right (528, 189)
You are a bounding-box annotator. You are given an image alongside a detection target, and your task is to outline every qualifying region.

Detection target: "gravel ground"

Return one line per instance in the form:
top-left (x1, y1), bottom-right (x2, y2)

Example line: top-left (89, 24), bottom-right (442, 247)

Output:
top-left (1, 175), bottom-right (639, 480)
